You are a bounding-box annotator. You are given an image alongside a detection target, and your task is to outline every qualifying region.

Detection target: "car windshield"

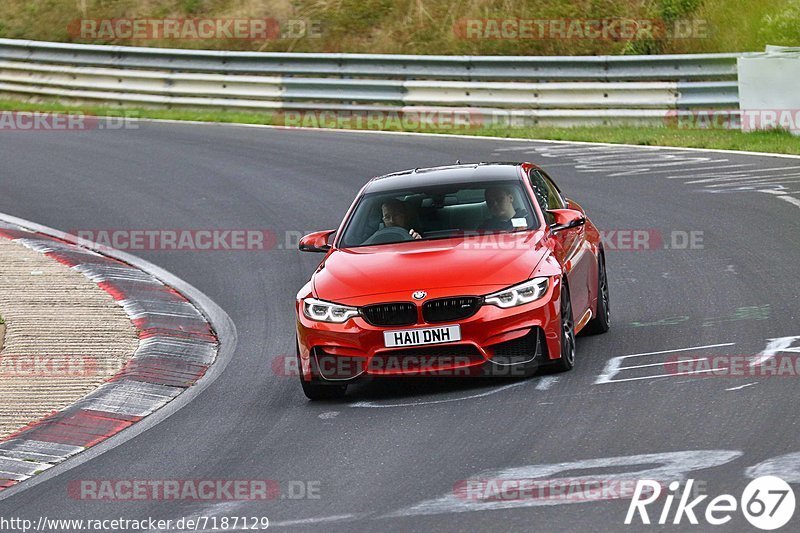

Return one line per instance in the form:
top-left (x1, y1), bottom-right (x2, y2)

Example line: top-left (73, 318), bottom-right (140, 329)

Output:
top-left (338, 180), bottom-right (539, 248)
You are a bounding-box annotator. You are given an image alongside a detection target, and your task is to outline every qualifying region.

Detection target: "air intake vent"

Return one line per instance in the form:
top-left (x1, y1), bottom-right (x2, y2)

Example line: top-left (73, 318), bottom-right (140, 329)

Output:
top-left (422, 297), bottom-right (482, 323)
top-left (361, 302), bottom-right (417, 326)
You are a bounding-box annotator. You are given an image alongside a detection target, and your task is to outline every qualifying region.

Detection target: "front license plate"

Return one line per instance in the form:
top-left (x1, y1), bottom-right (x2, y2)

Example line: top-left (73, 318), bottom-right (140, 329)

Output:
top-left (384, 325), bottom-right (461, 347)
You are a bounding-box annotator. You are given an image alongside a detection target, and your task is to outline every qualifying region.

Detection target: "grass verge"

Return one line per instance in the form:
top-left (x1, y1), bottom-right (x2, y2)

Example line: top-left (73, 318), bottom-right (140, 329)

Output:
top-left (2, 98), bottom-right (799, 156)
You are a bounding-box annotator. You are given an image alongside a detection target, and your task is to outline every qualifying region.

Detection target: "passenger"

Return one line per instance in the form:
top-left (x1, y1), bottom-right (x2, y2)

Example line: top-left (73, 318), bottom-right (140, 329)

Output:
top-left (478, 186), bottom-right (528, 231)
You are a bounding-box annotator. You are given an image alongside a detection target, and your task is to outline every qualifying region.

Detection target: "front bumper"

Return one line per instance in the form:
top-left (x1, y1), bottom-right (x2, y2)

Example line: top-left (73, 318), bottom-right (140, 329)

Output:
top-left (296, 281), bottom-right (563, 382)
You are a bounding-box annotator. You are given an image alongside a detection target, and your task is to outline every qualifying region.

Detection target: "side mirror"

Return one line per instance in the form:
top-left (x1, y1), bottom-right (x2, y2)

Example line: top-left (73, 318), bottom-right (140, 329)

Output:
top-left (547, 209), bottom-right (586, 232)
top-left (299, 230), bottom-right (335, 253)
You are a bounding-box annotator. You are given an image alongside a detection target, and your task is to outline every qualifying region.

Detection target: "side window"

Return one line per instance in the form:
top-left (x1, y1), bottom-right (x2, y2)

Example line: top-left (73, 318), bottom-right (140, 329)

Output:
top-left (528, 170), bottom-right (550, 217)
top-left (538, 170), bottom-right (567, 210)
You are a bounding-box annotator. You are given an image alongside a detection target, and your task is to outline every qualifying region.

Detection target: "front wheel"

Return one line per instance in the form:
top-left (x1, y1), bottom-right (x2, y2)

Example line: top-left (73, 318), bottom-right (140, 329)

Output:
top-left (549, 279), bottom-right (575, 373)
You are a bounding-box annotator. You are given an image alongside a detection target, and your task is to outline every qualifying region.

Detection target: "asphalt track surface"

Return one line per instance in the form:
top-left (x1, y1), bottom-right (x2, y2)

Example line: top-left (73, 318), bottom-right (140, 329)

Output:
top-left (1, 123), bottom-right (799, 532)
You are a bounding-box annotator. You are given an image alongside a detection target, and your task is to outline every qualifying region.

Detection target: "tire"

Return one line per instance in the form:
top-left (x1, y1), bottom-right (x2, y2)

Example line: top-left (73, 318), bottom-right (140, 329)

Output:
top-left (583, 251), bottom-right (610, 335)
top-left (550, 279), bottom-right (575, 373)
top-left (296, 348), bottom-right (347, 400)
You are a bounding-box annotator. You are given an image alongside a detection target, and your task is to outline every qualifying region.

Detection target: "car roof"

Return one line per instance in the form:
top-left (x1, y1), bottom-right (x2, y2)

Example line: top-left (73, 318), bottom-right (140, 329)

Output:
top-left (364, 162), bottom-right (525, 193)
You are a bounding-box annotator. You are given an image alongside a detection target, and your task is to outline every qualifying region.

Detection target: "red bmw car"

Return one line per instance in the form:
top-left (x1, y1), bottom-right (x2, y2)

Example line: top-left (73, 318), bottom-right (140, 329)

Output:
top-left (295, 162), bottom-right (609, 400)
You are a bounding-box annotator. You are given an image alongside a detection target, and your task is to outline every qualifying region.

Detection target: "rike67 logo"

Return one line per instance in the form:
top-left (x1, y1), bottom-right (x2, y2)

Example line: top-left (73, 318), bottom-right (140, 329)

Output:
top-left (626, 476), bottom-right (795, 530)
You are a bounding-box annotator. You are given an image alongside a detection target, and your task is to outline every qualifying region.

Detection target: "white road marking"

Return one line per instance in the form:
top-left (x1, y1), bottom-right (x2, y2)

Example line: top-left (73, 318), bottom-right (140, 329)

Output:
top-left (757, 187), bottom-right (800, 194)
top-left (535, 377), bottom-right (559, 391)
top-left (573, 155), bottom-right (701, 168)
top-left (712, 176), bottom-right (800, 189)
top-left (725, 382), bottom-right (758, 391)
top-left (749, 336), bottom-right (800, 367)
top-left (706, 175), bottom-right (800, 188)
top-left (643, 163), bottom-right (750, 176)
top-left (683, 165), bottom-right (800, 184)
top-left (318, 411), bottom-right (339, 419)
top-left (385, 450), bottom-right (742, 517)
top-left (268, 514), bottom-right (360, 527)
top-left (603, 159), bottom-right (732, 177)
top-left (595, 343), bottom-right (735, 384)
top-left (349, 380), bottom-right (530, 408)
top-left (599, 369), bottom-right (716, 383)
top-left (778, 195), bottom-right (800, 208)
top-left (620, 358), bottom-right (707, 371)
top-left (746, 452), bottom-right (800, 483)
top-left (678, 167), bottom-right (799, 179)
top-left (515, 140), bottom-right (800, 208)
top-left (618, 343), bottom-right (734, 359)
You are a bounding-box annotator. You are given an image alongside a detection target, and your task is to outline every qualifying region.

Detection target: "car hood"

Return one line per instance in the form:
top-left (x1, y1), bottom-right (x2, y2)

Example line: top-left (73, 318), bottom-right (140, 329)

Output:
top-left (313, 231), bottom-right (547, 304)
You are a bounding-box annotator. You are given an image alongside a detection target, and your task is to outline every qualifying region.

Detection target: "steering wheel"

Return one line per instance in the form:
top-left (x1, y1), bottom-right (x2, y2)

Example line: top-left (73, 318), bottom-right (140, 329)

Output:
top-left (362, 226), bottom-right (415, 245)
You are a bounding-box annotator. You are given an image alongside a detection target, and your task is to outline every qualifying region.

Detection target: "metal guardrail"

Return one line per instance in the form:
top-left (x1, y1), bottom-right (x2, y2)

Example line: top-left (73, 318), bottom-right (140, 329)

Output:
top-left (0, 38), bottom-right (751, 127)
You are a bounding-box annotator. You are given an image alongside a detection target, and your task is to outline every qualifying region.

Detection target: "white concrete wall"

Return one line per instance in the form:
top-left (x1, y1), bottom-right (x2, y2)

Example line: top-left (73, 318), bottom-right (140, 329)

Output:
top-left (738, 51), bottom-right (800, 135)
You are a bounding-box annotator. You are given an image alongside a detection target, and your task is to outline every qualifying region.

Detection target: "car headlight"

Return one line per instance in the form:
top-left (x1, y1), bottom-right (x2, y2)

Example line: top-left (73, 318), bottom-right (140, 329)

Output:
top-left (302, 297), bottom-right (359, 323)
top-left (484, 277), bottom-right (549, 308)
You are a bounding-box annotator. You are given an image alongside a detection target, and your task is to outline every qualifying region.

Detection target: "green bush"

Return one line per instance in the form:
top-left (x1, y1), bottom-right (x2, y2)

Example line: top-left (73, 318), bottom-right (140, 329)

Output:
top-left (660, 0), bottom-right (703, 23)
top-left (623, 0), bottom-right (703, 54)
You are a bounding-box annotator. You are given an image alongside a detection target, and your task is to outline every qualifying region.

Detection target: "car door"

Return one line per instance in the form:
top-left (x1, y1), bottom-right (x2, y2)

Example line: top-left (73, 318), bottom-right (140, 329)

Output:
top-left (531, 169), bottom-right (592, 320)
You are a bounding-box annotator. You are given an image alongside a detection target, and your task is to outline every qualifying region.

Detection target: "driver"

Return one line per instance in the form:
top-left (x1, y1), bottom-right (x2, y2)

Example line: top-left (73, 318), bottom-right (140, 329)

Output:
top-left (381, 199), bottom-right (421, 239)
